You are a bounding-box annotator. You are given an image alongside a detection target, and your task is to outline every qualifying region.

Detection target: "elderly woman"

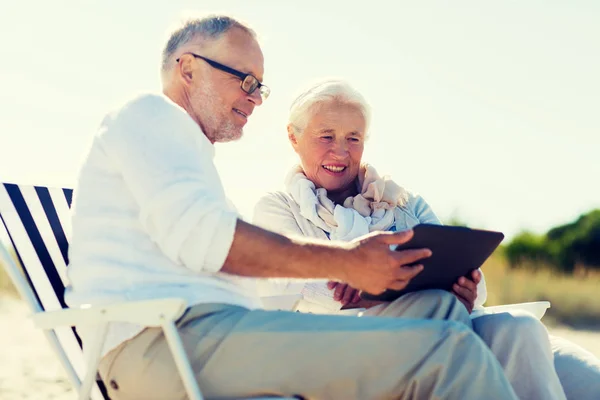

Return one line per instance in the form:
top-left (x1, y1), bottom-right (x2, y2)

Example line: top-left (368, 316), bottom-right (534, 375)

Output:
top-left (253, 79), bottom-right (600, 400)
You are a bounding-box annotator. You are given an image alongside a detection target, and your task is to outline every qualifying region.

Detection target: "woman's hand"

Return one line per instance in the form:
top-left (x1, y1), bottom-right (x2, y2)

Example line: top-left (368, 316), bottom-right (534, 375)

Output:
top-left (327, 281), bottom-right (362, 305)
top-left (452, 269), bottom-right (481, 314)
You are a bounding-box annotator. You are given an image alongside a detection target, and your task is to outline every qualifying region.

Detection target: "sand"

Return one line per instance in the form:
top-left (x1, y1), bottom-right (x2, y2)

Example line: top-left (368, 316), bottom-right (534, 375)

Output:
top-left (1, 296), bottom-right (73, 400)
top-left (1, 295), bottom-right (598, 399)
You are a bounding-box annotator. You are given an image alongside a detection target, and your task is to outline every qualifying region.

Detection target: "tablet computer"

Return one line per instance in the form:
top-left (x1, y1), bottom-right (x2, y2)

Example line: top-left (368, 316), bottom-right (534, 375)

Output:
top-left (360, 224), bottom-right (504, 302)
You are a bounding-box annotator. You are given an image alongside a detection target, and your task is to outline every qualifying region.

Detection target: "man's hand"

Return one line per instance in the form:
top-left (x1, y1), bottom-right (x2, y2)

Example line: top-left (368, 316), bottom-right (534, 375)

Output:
top-left (327, 281), bottom-right (361, 305)
top-left (335, 229), bottom-right (431, 296)
top-left (223, 222), bottom-right (427, 295)
top-left (452, 269), bottom-right (481, 314)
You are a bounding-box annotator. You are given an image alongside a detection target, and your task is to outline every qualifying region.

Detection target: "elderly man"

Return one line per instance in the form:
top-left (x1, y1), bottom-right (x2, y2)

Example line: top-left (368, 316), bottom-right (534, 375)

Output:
top-left (65, 15), bottom-right (518, 399)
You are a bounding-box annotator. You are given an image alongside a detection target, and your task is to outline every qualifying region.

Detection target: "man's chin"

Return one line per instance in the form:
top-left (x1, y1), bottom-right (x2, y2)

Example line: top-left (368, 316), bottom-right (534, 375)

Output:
top-left (214, 129), bottom-right (244, 143)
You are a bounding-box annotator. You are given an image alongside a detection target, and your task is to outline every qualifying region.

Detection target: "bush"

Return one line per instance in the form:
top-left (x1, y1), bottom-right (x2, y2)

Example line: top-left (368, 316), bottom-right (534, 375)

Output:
top-left (504, 232), bottom-right (554, 269)
top-left (550, 210), bottom-right (600, 271)
top-left (505, 209), bottom-right (600, 272)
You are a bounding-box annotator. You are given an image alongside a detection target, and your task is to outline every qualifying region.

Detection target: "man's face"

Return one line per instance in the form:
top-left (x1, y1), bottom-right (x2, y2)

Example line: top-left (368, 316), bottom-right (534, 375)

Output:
top-left (185, 28), bottom-right (265, 143)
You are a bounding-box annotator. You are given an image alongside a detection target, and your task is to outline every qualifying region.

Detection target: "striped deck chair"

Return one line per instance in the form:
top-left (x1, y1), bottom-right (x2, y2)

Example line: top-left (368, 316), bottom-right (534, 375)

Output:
top-left (0, 182), bottom-right (299, 400)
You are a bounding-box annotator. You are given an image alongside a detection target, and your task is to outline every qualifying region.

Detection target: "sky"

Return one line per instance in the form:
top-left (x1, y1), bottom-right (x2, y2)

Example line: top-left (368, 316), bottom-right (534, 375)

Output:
top-left (0, 0), bottom-right (598, 241)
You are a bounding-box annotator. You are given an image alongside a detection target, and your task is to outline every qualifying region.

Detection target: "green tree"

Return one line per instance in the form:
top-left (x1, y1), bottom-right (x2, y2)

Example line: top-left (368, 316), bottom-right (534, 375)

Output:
top-left (504, 231), bottom-right (553, 269)
top-left (505, 209), bottom-right (600, 272)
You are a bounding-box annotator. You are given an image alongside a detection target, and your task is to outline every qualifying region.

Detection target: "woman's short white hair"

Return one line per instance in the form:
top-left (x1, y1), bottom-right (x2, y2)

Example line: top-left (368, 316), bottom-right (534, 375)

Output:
top-left (288, 79), bottom-right (371, 137)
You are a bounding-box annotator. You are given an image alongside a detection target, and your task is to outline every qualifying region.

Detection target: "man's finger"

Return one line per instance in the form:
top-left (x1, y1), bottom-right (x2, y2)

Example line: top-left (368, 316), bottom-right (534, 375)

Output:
top-left (393, 248), bottom-right (432, 266)
top-left (366, 286), bottom-right (386, 295)
top-left (393, 264), bottom-right (424, 281)
top-left (327, 281), bottom-right (338, 290)
top-left (471, 270), bottom-right (482, 284)
top-left (387, 279), bottom-right (410, 291)
top-left (377, 229), bottom-right (414, 245)
top-left (352, 291), bottom-right (361, 303)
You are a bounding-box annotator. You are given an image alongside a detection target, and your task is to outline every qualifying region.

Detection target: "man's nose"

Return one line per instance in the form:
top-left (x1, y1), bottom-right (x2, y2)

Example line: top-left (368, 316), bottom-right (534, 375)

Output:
top-left (247, 89), bottom-right (263, 106)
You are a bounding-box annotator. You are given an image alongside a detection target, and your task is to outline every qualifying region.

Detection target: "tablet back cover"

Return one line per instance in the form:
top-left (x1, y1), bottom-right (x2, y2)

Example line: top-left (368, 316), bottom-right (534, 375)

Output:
top-left (361, 224), bottom-right (504, 301)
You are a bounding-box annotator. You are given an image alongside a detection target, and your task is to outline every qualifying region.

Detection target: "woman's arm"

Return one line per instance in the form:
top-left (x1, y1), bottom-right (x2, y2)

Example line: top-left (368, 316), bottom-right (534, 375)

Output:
top-left (252, 193), bottom-right (311, 296)
top-left (410, 194), bottom-right (443, 225)
top-left (253, 193), bottom-right (306, 237)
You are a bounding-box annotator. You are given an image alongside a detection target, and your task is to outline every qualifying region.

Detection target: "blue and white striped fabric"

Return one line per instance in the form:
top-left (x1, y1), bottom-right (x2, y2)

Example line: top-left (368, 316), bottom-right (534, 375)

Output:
top-left (0, 182), bottom-right (108, 400)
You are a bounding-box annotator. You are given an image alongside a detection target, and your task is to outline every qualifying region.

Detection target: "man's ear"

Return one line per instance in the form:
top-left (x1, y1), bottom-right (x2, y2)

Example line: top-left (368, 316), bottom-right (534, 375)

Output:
top-left (179, 56), bottom-right (194, 82)
top-left (287, 124), bottom-right (299, 152)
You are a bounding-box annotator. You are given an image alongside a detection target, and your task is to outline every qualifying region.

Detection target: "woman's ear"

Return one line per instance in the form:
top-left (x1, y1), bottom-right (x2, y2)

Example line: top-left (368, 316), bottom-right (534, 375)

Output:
top-left (287, 124), bottom-right (299, 152)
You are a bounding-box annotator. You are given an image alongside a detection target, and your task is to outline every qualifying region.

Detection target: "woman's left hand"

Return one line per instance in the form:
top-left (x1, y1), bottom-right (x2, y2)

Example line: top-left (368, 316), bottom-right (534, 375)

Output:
top-left (327, 281), bottom-right (362, 305)
top-left (451, 269), bottom-right (481, 314)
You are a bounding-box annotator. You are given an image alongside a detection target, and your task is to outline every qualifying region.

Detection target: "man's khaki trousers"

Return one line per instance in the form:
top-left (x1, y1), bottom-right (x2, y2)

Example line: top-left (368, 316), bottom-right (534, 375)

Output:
top-left (99, 291), bottom-right (517, 400)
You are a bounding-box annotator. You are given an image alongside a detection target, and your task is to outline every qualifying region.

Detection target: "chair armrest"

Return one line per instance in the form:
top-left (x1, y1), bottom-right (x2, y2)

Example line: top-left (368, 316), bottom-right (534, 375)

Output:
top-left (471, 301), bottom-right (551, 320)
top-left (31, 298), bottom-right (188, 330)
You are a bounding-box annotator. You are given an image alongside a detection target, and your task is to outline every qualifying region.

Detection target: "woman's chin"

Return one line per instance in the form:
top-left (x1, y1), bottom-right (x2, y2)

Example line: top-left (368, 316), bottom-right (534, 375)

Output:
top-left (312, 174), bottom-right (356, 194)
top-left (322, 182), bottom-right (353, 194)
top-left (318, 182), bottom-right (344, 191)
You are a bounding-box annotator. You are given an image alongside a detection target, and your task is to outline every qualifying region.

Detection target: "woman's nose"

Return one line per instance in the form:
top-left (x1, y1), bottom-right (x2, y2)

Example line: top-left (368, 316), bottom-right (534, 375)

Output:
top-left (330, 142), bottom-right (349, 158)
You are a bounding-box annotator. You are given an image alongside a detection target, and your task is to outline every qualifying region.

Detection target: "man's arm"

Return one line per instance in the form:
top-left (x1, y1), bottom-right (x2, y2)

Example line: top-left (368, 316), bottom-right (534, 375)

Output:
top-left (222, 219), bottom-right (341, 279)
top-left (222, 220), bottom-right (431, 296)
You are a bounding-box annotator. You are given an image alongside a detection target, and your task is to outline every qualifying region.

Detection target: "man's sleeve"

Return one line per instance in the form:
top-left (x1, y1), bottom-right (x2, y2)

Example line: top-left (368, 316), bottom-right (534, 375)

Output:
top-left (96, 95), bottom-right (238, 273)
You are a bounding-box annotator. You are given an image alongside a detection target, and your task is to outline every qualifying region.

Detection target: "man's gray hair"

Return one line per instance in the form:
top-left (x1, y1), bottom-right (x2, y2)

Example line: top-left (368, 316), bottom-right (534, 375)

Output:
top-left (288, 79), bottom-right (372, 138)
top-left (161, 15), bottom-right (256, 72)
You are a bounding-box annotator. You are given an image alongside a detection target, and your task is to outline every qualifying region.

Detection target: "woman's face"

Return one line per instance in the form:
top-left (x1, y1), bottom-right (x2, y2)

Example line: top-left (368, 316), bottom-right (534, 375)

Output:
top-left (289, 101), bottom-right (366, 193)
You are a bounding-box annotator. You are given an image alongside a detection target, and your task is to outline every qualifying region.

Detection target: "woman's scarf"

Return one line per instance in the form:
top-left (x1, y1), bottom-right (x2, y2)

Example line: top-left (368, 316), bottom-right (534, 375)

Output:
top-left (285, 164), bottom-right (409, 241)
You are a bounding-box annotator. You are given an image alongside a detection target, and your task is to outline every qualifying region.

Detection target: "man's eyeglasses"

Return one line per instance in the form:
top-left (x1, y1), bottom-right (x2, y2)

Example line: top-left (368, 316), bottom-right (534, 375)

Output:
top-left (176, 53), bottom-right (270, 100)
